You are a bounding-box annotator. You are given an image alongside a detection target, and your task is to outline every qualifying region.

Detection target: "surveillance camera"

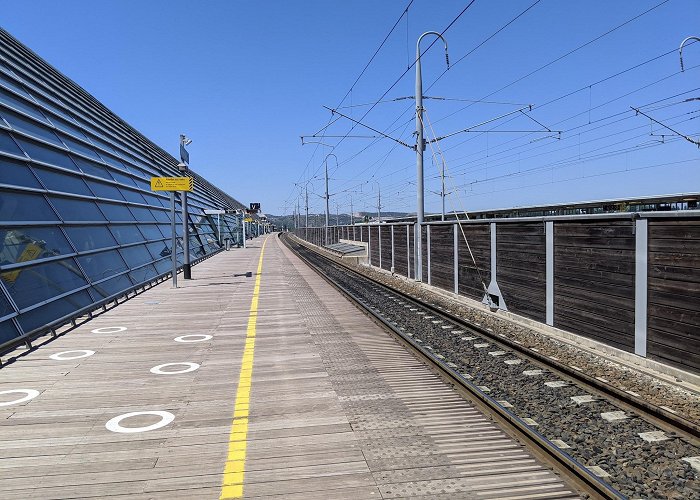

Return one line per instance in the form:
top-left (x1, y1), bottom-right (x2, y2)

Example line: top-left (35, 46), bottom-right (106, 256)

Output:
top-left (177, 162), bottom-right (188, 172)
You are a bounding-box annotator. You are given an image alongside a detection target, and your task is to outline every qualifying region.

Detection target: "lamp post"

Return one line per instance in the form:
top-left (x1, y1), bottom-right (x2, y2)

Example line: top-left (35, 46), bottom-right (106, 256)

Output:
top-left (374, 181), bottom-right (382, 223)
top-left (415, 32), bottom-right (449, 281)
top-left (324, 154), bottom-right (338, 246)
top-left (178, 134), bottom-right (192, 279)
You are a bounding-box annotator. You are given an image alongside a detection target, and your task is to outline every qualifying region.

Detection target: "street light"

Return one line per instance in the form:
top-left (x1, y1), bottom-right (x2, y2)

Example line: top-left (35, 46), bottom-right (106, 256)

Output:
top-left (177, 158), bottom-right (191, 280)
top-left (415, 31), bottom-right (449, 281)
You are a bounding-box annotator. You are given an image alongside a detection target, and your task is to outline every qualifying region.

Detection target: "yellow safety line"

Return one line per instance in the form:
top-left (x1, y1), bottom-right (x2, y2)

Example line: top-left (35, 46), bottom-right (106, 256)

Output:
top-left (220, 237), bottom-right (268, 499)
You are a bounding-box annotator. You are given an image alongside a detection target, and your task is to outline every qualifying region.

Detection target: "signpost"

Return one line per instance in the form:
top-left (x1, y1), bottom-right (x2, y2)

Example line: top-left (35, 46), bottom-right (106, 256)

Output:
top-left (151, 176), bottom-right (193, 288)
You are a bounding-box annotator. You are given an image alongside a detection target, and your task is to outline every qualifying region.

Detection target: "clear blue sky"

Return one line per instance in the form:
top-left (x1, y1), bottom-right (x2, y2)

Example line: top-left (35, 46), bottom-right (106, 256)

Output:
top-left (2, 0), bottom-right (699, 216)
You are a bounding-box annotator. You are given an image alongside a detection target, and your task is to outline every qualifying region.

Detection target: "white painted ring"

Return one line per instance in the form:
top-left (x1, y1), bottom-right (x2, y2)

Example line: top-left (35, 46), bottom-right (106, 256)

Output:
top-left (173, 334), bottom-right (212, 343)
top-left (0, 389), bottom-right (40, 407)
top-left (150, 362), bottom-right (200, 375)
top-left (105, 411), bottom-right (175, 433)
top-left (91, 326), bottom-right (127, 334)
top-left (49, 350), bottom-right (95, 361)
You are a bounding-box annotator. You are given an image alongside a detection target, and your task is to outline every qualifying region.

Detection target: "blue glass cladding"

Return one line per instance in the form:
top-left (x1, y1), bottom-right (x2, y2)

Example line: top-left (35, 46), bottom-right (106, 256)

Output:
top-left (0, 226), bottom-right (74, 263)
top-left (1, 257), bottom-right (87, 310)
top-left (0, 28), bottom-right (246, 346)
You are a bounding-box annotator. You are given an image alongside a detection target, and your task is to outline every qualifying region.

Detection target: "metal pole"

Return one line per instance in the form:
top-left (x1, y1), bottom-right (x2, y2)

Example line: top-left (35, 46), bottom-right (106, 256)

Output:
top-left (441, 158), bottom-right (446, 221)
top-left (415, 31), bottom-right (449, 281)
top-left (170, 192), bottom-right (177, 288)
top-left (217, 213), bottom-right (221, 245)
top-left (242, 213), bottom-right (247, 248)
top-left (377, 185), bottom-right (381, 223)
top-left (182, 190), bottom-right (191, 279)
top-left (305, 185), bottom-right (309, 240)
top-left (325, 160), bottom-right (329, 245)
top-left (350, 196), bottom-right (354, 225)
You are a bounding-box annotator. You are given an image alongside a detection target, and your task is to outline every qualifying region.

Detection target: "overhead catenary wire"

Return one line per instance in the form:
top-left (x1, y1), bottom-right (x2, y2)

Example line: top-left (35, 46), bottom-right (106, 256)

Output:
top-left (310, 1), bottom-right (672, 207)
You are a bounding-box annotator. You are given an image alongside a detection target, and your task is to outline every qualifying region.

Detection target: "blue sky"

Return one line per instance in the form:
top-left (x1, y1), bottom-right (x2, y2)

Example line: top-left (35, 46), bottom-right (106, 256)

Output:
top-left (2, 0), bottom-right (699, 216)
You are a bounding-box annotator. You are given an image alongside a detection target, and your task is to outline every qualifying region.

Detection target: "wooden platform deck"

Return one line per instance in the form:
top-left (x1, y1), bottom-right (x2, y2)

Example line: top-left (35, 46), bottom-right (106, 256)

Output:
top-left (0, 234), bottom-right (579, 499)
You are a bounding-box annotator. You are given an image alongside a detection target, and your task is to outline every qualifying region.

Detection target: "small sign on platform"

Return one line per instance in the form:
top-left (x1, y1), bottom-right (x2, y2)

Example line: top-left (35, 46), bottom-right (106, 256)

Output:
top-left (150, 177), bottom-right (193, 191)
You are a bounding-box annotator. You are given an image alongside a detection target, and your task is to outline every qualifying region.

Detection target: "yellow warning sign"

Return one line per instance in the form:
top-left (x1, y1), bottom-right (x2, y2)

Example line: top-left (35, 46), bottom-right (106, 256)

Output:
top-left (244, 217), bottom-right (254, 222)
top-left (150, 177), bottom-right (193, 191)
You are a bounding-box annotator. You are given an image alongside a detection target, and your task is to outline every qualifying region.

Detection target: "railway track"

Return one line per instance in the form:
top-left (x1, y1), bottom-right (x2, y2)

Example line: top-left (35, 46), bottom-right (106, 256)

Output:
top-left (281, 233), bottom-right (700, 500)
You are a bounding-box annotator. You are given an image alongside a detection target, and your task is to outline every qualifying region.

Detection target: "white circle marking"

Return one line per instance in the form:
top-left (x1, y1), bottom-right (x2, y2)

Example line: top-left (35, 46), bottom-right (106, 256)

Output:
top-left (173, 334), bottom-right (212, 343)
top-left (150, 362), bottom-right (200, 375)
top-left (91, 326), bottom-right (127, 334)
top-left (49, 350), bottom-right (95, 361)
top-left (105, 411), bottom-right (174, 434)
top-left (0, 389), bottom-right (40, 407)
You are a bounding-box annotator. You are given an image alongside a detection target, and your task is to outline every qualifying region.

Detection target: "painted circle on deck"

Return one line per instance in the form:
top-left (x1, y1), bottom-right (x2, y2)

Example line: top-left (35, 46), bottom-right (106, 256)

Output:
top-left (173, 334), bottom-right (212, 343)
top-left (0, 389), bottom-right (40, 407)
top-left (91, 326), bottom-right (127, 334)
top-left (105, 411), bottom-right (175, 433)
top-left (49, 350), bottom-right (95, 361)
top-left (150, 362), bottom-right (200, 375)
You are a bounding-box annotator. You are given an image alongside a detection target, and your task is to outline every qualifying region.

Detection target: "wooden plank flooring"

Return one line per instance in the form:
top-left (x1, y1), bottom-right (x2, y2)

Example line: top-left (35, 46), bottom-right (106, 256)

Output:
top-left (0, 234), bottom-right (579, 499)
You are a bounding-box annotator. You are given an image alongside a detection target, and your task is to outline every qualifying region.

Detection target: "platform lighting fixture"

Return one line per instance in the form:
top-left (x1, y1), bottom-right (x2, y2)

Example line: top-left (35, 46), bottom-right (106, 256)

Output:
top-left (179, 133), bottom-right (192, 279)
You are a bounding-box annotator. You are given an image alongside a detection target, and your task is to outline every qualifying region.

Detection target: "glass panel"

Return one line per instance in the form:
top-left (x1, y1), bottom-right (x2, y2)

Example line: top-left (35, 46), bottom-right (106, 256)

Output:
top-left (153, 257), bottom-right (172, 274)
top-left (77, 249), bottom-right (128, 281)
top-left (128, 205), bottom-right (155, 221)
top-left (150, 208), bottom-right (170, 223)
top-left (1, 257), bottom-right (87, 310)
top-left (29, 91), bottom-right (78, 124)
top-left (15, 137), bottom-right (78, 171)
top-left (0, 129), bottom-right (24, 156)
top-left (50, 115), bottom-right (88, 140)
top-left (85, 179), bottom-right (124, 201)
top-left (0, 108), bottom-right (62, 146)
top-left (48, 196), bottom-right (106, 222)
top-left (59, 133), bottom-right (102, 161)
top-left (32, 166), bottom-right (92, 196)
top-left (146, 240), bottom-right (171, 259)
top-left (119, 188), bottom-right (146, 204)
top-left (0, 226), bottom-right (73, 267)
top-left (118, 244), bottom-right (153, 268)
top-left (109, 225), bottom-right (144, 245)
top-left (0, 156), bottom-right (41, 188)
top-left (0, 191), bottom-right (58, 221)
top-left (97, 202), bottom-right (135, 221)
top-left (0, 288), bottom-right (16, 318)
top-left (91, 274), bottom-right (132, 299)
top-left (101, 153), bottom-right (126, 170)
top-left (156, 224), bottom-right (171, 238)
top-left (128, 264), bottom-right (157, 285)
top-left (72, 156), bottom-right (113, 180)
top-left (132, 177), bottom-right (150, 190)
top-left (0, 87), bottom-right (46, 121)
top-left (139, 225), bottom-right (163, 241)
top-left (109, 168), bottom-right (138, 187)
top-left (0, 69), bottom-right (31, 98)
top-left (64, 225), bottom-right (116, 252)
top-left (18, 289), bottom-right (92, 333)
top-left (0, 319), bottom-right (21, 345)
